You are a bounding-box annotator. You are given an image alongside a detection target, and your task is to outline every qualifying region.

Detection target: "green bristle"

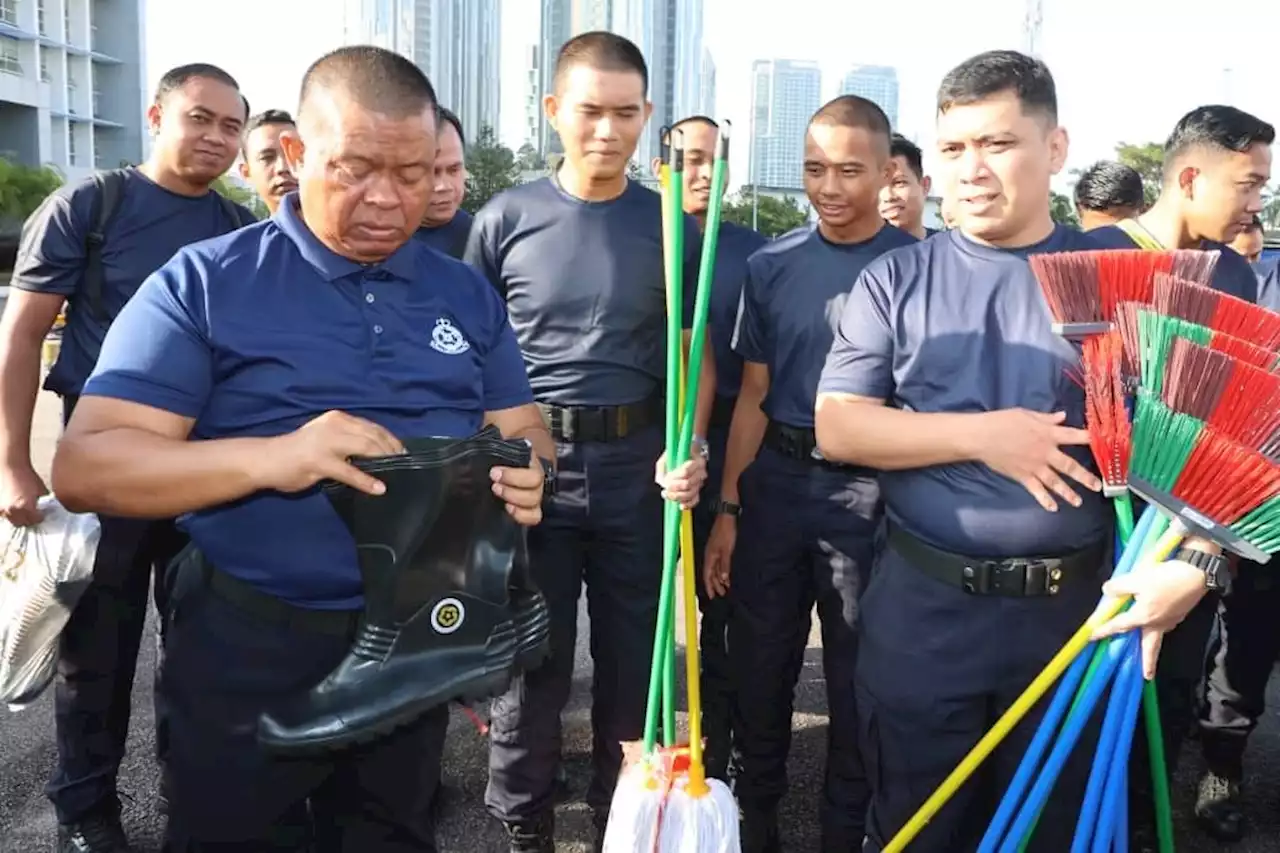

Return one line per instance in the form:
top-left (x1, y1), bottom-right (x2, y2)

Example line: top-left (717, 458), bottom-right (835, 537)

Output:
top-left (1137, 309), bottom-right (1211, 395)
top-left (1230, 495), bottom-right (1280, 554)
top-left (1129, 392), bottom-right (1204, 490)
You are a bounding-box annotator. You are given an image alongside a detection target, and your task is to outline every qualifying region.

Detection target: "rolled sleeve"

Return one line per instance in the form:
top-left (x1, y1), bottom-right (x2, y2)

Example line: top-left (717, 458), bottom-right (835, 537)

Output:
top-left (81, 250), bottom-right (214, 418)
top-left (817, 266), bottom-right (895, 399)
top-left (10, 193), bottom-right (87, 298)
top-left (478, 283), bottom-right (535, 411)
top-left (730, 263), bottom-right (769, 364)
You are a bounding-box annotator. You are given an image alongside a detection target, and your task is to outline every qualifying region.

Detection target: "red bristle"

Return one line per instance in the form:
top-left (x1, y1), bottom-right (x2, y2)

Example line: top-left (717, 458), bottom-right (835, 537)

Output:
top-left (1207, 330), bottom-right (1280, 372)
top-left (1170, 249), bottom-right (1221, 286)
top-left (1162, 337), bottom-right (1230, 422)
top-left (1080, 332), bottom-right (1131, 488)
top-left (1097, 250), bottom-right (1166, 319)
top-left (1153, 273), bottom-right (1219, 326)
top-left (1212, 357), bottom-right (1280, 460)
top-left (1208, 292), bottom-right (1280, 352)
top-left (1114, 301), bottom-right (1143, 380)
top-left (1172, 432), bottom-right (1280, 524)
top-left (1030, 253), bottom-right (1102, 325)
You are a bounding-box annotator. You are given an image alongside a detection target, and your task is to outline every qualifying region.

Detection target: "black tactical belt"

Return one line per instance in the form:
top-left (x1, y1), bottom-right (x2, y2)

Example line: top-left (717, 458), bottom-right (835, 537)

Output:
top-left (538, 395), bottom-right (660, 443)
top-left (194, 552), bottom-right (361, 637)
top-left (763, 420), bottom-right (874, 475)
top-left (887, 523), bottom-right (1107, 597)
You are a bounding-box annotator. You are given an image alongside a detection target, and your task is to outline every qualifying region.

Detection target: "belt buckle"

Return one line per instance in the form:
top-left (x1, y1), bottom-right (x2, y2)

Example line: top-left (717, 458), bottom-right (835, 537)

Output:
top-left (558, 409), bottom-right (575, 442)
top-left (615, 406), bottom-right (629, 438)
top-left (962, 559), bottom-right (1060, 596)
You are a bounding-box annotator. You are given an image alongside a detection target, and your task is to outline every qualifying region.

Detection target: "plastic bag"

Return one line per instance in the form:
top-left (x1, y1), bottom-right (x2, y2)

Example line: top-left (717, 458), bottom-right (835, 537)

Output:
top-left (0, 496), bottom-right (100, 710)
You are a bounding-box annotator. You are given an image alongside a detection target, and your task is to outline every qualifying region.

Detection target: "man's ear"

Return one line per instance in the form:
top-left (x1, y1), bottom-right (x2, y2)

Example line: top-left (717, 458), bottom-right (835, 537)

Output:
top-left (238, 160), bottom-right (250, 179)
top-left (922, 175), bottom-right (932, 195)
top-left (650, 156), bottom-right (663, 179)
top-left (279, 129), bottom-right (305, 175)
top-left (146, 103), bottom-right (162, 137)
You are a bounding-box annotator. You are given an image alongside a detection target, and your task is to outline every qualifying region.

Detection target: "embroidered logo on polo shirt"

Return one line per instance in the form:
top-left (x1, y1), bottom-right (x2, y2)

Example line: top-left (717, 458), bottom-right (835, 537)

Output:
top-left (430, 318), bottom-right (471, 355)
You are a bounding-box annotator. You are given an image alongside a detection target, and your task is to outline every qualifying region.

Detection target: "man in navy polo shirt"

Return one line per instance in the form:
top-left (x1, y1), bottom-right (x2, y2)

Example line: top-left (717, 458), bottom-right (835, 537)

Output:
top-left (51, 46), bottom-right (551, 852)
top-left (649, 114), bottom-right (767, 784)
top-left (414, 107), bottom-right (472, 259)
top-left (814, 51), bottom-right (1226, 851)
top-left (467, 31), bottom-right (710, 852)
top-left (702, 95), bottom-right (914, 851)
top-left (1, 62), bottom-right (252, 852)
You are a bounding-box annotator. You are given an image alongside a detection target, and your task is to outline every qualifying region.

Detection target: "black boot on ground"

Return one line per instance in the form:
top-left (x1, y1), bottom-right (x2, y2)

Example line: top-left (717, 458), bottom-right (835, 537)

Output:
top-left (57, 801), bottom-right (130, 853)
top-left (741, 807), bottom-right (782, 853)
top-left (258, 429), bottom-right (549, 753)
top-left (505, 813), bottom-right (555, 853)
top-left (1195, 770), bottom-right (1246, 842)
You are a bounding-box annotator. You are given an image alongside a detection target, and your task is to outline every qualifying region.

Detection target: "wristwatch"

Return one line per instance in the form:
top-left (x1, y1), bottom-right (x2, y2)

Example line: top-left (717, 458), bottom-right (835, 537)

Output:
top-left (1174, 547), bottom-right (1230, 592)
top-left (537, 457), bottom-right (557, 498)
top-left (709, 498), bottom-right (741, 518)
top-left (692, 435), bottom-right (710, 463)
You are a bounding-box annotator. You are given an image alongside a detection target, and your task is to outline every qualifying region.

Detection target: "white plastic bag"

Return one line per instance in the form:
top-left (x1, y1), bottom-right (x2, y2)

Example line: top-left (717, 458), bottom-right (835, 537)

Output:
top-left (0, 496), bottom-right (100, 710)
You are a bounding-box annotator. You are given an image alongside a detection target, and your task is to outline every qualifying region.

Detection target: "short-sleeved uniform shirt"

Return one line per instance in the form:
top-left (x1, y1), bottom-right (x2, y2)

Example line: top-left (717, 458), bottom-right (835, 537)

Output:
top-left (818, 225), bottom-right (1111, 558)
top-left (81, 195), bottom-right (534, 609)
top-left (706, 221), bottom-right (768, 400)
top-left (734, 223), bottom-right (918, 429)
top-left (11, 168), bottom-right (254, 397)
top-left (464, 177), bottom-right (701, 407)
top-left (1089, 225), bottom-right (1259, 302)
top-left (413, 208), bottom-right (474, 260)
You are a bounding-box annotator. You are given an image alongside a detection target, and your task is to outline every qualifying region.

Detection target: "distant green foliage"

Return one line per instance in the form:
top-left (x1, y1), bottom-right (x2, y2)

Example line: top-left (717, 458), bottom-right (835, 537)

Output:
top-left (0, 157), bottom-right (64, 223)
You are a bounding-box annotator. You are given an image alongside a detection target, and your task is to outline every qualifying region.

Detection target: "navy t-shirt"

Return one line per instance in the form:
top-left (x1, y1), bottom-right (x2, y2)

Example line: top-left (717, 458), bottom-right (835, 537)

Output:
top-left (81, 197), bottom-right (534, 609)
top-left (818, 226), bottom-right (1111, 558)
top-left (1089, 225), bottom-right (1258, 303)
top-left (706, 221), bottom-right (768, 399)
top-left (735, 223), bottom-right (918, 429)
top-left (11, 168), bottom-right (254, 397)
top-left (413, 208), bottom-right (474, 260)
top-left (464, 177), bottom-right (701, 407)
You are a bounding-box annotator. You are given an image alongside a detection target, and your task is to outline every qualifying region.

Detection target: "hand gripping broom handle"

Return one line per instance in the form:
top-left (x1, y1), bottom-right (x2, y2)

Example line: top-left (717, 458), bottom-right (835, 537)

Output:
top-left (642, 130), bottom-right (683, 755)
top-left (677, 121), bottom-right (730, 796)
top-left (883, 523), bottom-right (1187, 853)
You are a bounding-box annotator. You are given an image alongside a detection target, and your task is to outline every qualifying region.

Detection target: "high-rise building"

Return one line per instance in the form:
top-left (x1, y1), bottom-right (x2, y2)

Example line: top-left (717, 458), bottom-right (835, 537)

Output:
top-left (0, 0), bottom-right (147, 182)
top-left (839, 64), bottom-right (899, 129)
top-left (524, 44), bottom-right (540, 148)
top-left (536, 0), bottom-right (707, 165)
top-left (699, 47), bottom-right (715, 117)
top-left (342, 0), bottom-right (501, 139)
top-left (749, 59), bottom-right (821, 191)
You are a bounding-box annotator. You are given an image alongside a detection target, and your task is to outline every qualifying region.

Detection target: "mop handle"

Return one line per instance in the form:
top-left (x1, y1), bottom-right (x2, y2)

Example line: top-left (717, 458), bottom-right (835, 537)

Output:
top-left (883, 525), bottom-right (1185, 853)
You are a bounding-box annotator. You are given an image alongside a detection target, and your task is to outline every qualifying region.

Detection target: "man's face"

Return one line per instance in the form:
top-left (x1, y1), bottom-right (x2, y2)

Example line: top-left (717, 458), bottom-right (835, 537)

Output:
top-left (423, 121), bottom-right (466, 227)
top-left (239, 122), bottom-right (297, 213)
top-left (803, 123), bottom-right (890, 230)
top-left (545, 65), bottom-right (651, 182)
top-left (1078, 205), bottom-right (1137, 232)
top-left (936, 91), bottom-right (1067, 244)
top-left (284, 91), bottom-right (436, 263)
top-left (879, 155), bottom-right (930, 231)
top-left (677, 121), bottom-right (719, 216)
top-left (1183, 144), bottom-right (1272, 244)
top-left (1231, 227), bottom-right (1265, 262)
top-left (148, 77), bottom-right (246, 186)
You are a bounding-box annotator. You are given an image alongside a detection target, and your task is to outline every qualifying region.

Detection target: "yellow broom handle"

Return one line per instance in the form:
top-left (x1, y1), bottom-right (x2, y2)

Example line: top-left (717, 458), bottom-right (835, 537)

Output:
top-left (882, 526), bottom-right (1185, 852)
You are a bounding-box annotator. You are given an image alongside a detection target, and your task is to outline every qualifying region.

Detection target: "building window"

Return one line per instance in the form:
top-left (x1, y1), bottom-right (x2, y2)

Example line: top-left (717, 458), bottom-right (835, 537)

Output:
top-left (0, 36), bottom-right (21, 76)
top-left (63, 3), bottom-right (69, 40)
top-left (68, 128), bottom-right (77, 165)
top-left (94, 146), bottom-right (103, 167)
top-left (0, 0), bottom-right (16, 26)
top-left (93, 89), bottom-right (101, 114)
top-left (39, 52), bottom-right (49, 82)
top-left (37, 0), bottom-right (44, 34)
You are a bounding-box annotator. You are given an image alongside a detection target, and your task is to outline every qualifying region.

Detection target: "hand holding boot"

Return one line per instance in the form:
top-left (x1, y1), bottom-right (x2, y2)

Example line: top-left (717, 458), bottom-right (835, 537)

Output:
top-left (261, 411), bottom-right (405, 495)
top-left (490, 456), bottom-right (544, 527)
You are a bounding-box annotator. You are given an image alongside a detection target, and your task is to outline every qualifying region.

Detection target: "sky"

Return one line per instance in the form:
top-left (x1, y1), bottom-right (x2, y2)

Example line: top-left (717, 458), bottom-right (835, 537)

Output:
top-left (145, 0), bottom-right (1280, 194)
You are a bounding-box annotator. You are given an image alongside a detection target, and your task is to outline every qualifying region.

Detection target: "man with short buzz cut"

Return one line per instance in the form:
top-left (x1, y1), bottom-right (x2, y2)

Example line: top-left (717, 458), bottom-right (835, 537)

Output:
top-left (879, 133), bottom-right (936, 239)
top-left (414, 106), bottom-right (471, 259)
top-left (240, 109), bottom-right (298, 215)
top-left (1, 60), bottom-right (253, 853)
top-left (50, 45), bottom-right (552, 852)
top-left (467, 30), bottom-right (710, 853)
top-left (1072, 159), bottom-right (1145, 230)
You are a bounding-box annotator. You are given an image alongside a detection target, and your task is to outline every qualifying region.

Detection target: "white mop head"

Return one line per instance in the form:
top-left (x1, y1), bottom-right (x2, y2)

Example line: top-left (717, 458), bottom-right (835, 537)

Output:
top-left (602, 756), bottom-right (666, 853)
top-left (657, 776), bottom-right (741, 853)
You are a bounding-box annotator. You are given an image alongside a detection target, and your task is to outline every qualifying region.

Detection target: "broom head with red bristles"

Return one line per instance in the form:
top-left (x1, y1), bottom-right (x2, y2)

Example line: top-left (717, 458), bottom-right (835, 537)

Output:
top-left (1161, 337), bottom-right (1280, 460)
top-left (1153, 273), bottom-right (1280, 352)
top-left (1076, 331), bottom-right (1131, 496)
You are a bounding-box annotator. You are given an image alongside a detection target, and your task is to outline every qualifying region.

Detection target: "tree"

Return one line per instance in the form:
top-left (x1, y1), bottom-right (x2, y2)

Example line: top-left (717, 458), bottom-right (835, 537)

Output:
top-left (720, 187), bottom-right (809, 237)
top-left (211, 175), bottom-right (268, 219)
top-left (1049, 190), bottom-right (1080, 228)
top-left (0, 157), bottom-right (64, 225)
top-left (463, 125), bottom-right (520, 214)
top-left (1112, 142), bottom-right (1163, 209)
top-left (515, 143), bottom-right (544, 172)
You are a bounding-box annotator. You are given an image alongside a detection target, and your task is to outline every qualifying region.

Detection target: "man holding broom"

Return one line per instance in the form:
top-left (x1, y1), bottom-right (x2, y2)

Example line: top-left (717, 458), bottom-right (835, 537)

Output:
top-left (465, 31), bottom-right (711, 853)
top-left (813, 50), bottom-right (1227, 851)
top-left (1086, 103), bottom-right (1273, 849)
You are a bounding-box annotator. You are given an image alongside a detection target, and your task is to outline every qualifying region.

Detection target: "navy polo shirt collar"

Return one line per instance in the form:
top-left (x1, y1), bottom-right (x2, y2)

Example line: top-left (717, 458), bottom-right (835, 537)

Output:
top-left (273, 192), bottom-right (418, 282)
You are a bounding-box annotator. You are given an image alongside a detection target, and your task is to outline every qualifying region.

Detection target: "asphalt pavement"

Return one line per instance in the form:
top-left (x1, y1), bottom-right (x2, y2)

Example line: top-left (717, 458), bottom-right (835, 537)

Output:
top-left (1, 391), bottom-right (1279, 851)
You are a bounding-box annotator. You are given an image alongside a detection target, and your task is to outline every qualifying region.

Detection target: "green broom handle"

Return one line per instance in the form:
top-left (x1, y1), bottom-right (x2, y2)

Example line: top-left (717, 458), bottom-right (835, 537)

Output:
top-left (662, 137), bottom-right (686, 746)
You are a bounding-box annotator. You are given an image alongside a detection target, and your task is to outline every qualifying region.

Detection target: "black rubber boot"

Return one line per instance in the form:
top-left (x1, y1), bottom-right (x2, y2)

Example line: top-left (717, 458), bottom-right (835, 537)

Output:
top-left (258, 429), bottom-right (547, 753)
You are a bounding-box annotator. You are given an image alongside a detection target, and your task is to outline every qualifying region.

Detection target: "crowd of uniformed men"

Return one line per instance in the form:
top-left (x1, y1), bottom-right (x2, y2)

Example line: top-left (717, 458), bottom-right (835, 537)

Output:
top-left (2, 26), bottom-right (1278, 853)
